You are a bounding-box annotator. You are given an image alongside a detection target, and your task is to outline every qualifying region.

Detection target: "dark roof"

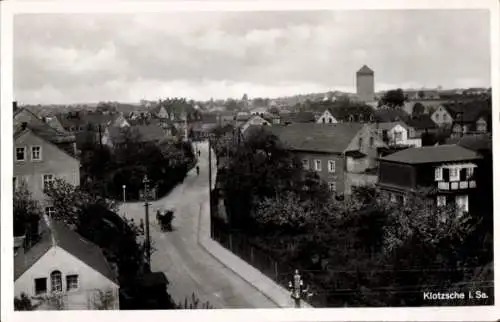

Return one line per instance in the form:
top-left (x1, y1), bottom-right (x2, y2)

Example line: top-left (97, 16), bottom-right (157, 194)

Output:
top-left (380, 144), bottom-right (482, 164)
top-left (108, 125), bottom-right (167, 143)
top-left (454, 133), bottom-right (492, 153)
top-left (15, 219), bottom-right (117, 283)
top-left (373, 108), bottom-right (409, 123)
top-left (14, 108), bottom-right (77, 150)
top-left (264, 123), bottom-right (364, 153)
top-left (56, 112), bottom-right (118, 130)
top-left (357, 65), bottom-right (374, 75)
top-left (405, 114), bottom-right (437, 130)
top-left (281, 111), bottom-right (316, 123)
top-left (442, 100), bottom-right (491, 123)
top-left (326, 105), bottom-right (375, 122)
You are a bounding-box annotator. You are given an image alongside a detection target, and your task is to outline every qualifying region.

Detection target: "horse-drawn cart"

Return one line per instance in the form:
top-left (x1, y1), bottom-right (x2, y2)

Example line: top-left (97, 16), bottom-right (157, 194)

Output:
top-left (156, 209), bottom-right (174, 232)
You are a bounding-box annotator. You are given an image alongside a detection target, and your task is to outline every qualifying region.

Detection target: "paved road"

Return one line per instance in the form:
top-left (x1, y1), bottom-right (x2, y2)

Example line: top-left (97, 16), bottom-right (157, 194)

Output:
top-left (120, 141), bottom-right (277, 309)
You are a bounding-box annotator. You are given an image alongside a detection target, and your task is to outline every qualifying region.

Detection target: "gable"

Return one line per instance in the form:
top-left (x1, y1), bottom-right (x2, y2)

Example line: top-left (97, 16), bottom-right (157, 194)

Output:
top-left (15, 130), bottom-right (79, 165)
top-left (16, 246), bottom-right (117, 288)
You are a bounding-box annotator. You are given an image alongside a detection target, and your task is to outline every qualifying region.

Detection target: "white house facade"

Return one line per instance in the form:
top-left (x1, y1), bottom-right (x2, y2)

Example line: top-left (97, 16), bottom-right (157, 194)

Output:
top-left (431, 105), bottom-right (454, 127)
top-left (241, 115), bottom-right (271, 133)
top-left (316, 109), bottom-right (338, 124)
top-left (14, 219), bottom-right (120, 310)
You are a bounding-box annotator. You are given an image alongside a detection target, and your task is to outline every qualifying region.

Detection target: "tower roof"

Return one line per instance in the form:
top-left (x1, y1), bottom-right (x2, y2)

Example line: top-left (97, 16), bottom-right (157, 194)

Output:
top-left (357, 65), bottom-right (374, 75)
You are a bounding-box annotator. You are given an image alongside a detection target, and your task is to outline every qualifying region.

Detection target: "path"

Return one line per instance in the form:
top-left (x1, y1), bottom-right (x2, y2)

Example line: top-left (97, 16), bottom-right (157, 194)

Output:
top-left (120, 141), bottom-right (277, 308)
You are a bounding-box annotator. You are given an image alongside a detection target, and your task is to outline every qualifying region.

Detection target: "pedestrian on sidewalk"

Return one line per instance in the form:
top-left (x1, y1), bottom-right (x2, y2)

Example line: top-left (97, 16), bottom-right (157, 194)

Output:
top-left (198, 150), bottom-right (201, 157)
top-left (139, 219), bottom-right (144, 234)
top-left (196, 165), bottom-right (200, 176)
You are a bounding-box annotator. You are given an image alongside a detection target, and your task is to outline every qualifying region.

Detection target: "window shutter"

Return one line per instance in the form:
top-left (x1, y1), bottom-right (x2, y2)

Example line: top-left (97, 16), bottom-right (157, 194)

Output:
top-left (459, 168), bottom-right (467, 181)
top-left (443, 168), bottom-right (450, 181)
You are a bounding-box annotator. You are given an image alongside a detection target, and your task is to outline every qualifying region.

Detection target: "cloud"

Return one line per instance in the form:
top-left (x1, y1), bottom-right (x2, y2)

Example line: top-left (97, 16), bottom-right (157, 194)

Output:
top-left (13, 10), bottom-right (491, 104)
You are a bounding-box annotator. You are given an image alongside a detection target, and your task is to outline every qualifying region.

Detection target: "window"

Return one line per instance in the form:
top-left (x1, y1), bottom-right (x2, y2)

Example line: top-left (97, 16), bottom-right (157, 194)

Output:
top-left (43, 174), bottom-right (54, 191)
top-left (322, 118), bottom-right (325, 124)
top-left (329, 118), bottom-right (333, 123)
top-left (66, 275), bottom-right (79, 291)
top-left (302, 159), bottom-right (310, 170)
top-left (369, 137), bottom-right (374, 146)
top-left (449, 168), bottom-right (459, 181)
top-left (358, 137), bottom-right (363, 148)
top-left (50, 271), bottom-right (62, 292)
top-left (455, 195), bottom-right (469, 213)
top-left (466, 167), bottom-right (474, 179)
top-left (45, 207), bottom-right (55, 217)
top-left (328, 182), bottom-right (336, 192)
top-left (31, 146), bottom-right (42, 161)
top-left (16, 147), bottom-right (26, 161)
top-left (435, 167), bottom-right (443, 181)
top-left (34, 278), bottom-right (47, 295)
top-left (13, 177), bottom-right (18, 190)
top-left (314, 160), bottom-right (322, 171)
top-left (328, 160), bottom-right (336, 173)
top-left (394, 131), bottom-right (403, 141)
top-left (437, 195), bottom-right (446, 207)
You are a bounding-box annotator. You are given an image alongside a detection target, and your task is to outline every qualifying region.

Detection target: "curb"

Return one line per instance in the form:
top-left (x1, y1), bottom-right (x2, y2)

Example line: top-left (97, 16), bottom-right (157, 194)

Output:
top-left (197, 201), bottom-right (312, 309)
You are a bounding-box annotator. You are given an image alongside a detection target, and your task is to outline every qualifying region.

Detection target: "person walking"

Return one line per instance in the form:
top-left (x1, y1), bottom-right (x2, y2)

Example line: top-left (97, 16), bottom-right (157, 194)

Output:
top-left (196, 165), bottom-right (200, 176)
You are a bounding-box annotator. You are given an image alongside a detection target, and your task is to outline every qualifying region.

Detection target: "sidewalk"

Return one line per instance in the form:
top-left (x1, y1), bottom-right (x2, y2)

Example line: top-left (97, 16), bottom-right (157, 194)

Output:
top-left (197, 200), bottom-right (312, 309)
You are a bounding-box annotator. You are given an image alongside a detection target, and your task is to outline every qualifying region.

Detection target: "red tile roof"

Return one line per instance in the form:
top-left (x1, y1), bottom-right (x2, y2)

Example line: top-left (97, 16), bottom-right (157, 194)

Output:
top-left (380, 144), bottom-right (482, 164)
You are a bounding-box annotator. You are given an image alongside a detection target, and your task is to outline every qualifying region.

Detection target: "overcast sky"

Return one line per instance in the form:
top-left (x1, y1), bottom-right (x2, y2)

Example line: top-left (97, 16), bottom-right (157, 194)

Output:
top-left (14, 10), bottom-right (491, 104)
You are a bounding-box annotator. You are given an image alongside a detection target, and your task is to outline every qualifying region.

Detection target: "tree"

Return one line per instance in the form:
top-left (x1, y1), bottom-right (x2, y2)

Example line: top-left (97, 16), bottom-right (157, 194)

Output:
top-left (380, 89), bottom-right (406, 108)
top-left (44, 178), bottom-right (119, 227)
top-left (418, 90), bottom-right (425, 99)
top-left (412, 102), bottom-right (425, 116)
top-left (13, 183), bottom-right (42, 241)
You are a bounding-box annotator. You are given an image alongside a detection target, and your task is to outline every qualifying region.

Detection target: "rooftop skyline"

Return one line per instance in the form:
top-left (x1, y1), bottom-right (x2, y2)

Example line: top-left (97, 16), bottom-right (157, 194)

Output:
top-left (14, 10), bottom-right (491, 104)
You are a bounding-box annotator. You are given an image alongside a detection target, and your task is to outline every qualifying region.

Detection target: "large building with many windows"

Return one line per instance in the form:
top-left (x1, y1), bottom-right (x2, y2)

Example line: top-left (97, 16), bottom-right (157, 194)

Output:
top-left (251, 123), bottom-right (387, 195)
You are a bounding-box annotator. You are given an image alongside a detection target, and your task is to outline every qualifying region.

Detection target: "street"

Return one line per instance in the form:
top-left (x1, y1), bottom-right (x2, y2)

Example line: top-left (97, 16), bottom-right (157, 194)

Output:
top-left (120, 141), bottom-right (278, 309)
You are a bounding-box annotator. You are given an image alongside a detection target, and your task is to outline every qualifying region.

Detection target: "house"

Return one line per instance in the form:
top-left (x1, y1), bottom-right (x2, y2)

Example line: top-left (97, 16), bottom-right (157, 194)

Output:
top-left (430, 104), bottom-right (457, 127)
top-left (15, 215), bottom-right (119, 310)
top-left (57, 111), bottom-right (118, 133)
top-left (432, 100), bottom-right (492, 136)
top-left (281, 111), bottom-right (316, 124)
top-left (14, 110), bottom-right (80, 209)
top-left (264, 123), bottom-right (388, 195)
top-left (250, 107), bottom-right (268, 116)
top-left (374, 121), bottom-right (422, 147)
top-left (101, 124), bottom-right (169, 148)
top-left (240, 115), bottom-right (271, 133)
top-left (316, 105), bottom-right (375, 124)
top-left (373, 108), bottom-right (409, 123)
top-left (405, 114), bottom-right (438, 138)
top-left (377, 144), bottom-right (483, 215)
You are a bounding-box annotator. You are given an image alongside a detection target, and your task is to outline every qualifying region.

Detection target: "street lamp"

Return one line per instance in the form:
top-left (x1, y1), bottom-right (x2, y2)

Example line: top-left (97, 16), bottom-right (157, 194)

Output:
top-left (143, 175), bottom-right (151, 270)
top-left (288, 269), bottom-right (313, 308)
top-left (122, 185), bottom-right (126, 203)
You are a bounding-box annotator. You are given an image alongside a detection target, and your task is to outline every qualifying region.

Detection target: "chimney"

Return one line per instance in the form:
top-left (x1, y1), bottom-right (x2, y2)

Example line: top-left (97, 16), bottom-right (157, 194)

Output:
top-left (13, 101), bottom-right (18, 112)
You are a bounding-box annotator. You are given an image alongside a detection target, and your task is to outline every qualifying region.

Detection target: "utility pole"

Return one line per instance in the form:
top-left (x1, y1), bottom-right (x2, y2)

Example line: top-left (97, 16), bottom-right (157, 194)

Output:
top-left (143, 175), bottom-right (151, 270)
top-left (288, 269), bottom-right (312, 308)
top-left (208, 134), bottom-right (213, 205)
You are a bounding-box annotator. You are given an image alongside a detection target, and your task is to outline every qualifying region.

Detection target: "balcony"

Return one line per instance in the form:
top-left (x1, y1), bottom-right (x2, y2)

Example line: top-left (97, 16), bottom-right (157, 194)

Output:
top-left (437, 180), bottom-right (476, 191)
